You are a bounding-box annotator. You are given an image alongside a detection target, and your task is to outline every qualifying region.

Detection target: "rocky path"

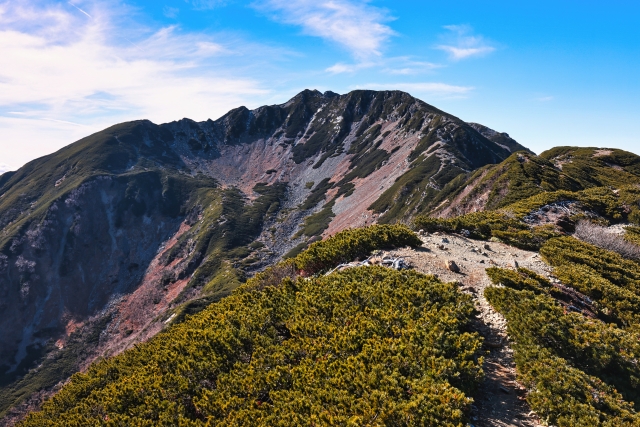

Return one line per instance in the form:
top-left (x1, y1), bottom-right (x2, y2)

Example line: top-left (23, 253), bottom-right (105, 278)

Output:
top-left (385, 232), bottom-right (550, 427)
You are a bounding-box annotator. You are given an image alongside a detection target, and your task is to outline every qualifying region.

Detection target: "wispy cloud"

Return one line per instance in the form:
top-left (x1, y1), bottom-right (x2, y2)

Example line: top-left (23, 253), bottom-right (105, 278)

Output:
top-left (187, 0), bottom-right (227, 10)
top-left (163, 6), bottom-right (179, 18)
top-left (255, 0), bottom-right (395, 60)
top-left (436, 25), bottom-right (495, 60)
top-left (326, 57), bottom-right (442, 75)
top-left (0, 0), bottom-right (276, 168)
top-left (536, 96), bottom-right (554, 102)
top-left (383, 59), bottom-right (443, 75)
top-left (325, 61), bottom-right (373, 74)
top-left (67, 2), bottom-right (91, 18)
top-left (354, 82), bottom-right (474, 98)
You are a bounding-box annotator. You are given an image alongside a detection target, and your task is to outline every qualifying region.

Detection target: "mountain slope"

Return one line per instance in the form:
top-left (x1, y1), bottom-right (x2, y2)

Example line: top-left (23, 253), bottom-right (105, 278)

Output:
top-left (0, 89), bottom-right (526, 419)
top-left (2, 89), bottom-right (640, 426)
top-left (431, 147), bottom-right (640, 217)
top-left (18, 227), bottom-right (485, 427)
top-left (181, 89), bottom-right (527, 237)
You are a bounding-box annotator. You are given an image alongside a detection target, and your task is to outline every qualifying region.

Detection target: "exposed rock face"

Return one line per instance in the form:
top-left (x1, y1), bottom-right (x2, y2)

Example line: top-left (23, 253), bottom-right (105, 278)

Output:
top-left (0, 89), bottom-right (526, 418)
top-left (0, 176), bottom-right (183, 371)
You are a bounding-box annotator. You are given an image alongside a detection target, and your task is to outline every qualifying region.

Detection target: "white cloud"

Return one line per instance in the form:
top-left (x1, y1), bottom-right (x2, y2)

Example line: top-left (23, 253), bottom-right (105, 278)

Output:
top-left (0, 163), bottom-right (12, 174)
top-left (437, 45), bottom-right (495, 60)
top-left (536, 96), bottom-right (554, 102)
top-left (436, 25), bottom-right (495, 60)
top-left (187, 0), bottom-right (227, 10)
top-left (326, 57), bottom-right (442, 75)
top-left (325, 61), bottom-right (373, 74)
top-left (256, 0), bottom-right (395, 60)
top-left (326, 63), bottom-right (355, 74)
top-left (384, 59), bottom-right (442, 75)
top-left (354, 82), bottom-right (474, 98)
top-left (163, 6), bottom-right (179, 18)
top-left (0, 0), bottom-right (275, 169)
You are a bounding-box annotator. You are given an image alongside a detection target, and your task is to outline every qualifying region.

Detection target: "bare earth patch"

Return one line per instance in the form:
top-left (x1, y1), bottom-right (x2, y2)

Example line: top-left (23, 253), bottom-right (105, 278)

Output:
top-left (593, 149), bottom-right (613, 157)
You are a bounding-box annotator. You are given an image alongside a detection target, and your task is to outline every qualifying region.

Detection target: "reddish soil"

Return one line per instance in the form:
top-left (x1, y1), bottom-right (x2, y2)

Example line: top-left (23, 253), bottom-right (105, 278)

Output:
top-left (80, 221), bottom-right (193, 365)
top-left (325, 125), bottom-right (421, 236)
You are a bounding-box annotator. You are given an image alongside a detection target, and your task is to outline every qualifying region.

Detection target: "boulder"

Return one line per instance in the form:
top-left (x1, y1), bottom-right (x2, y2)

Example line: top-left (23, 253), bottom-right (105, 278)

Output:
top-left (445, 260), bottom-right (461, 273)
top-left (369, 256), bottom-right (383, 265)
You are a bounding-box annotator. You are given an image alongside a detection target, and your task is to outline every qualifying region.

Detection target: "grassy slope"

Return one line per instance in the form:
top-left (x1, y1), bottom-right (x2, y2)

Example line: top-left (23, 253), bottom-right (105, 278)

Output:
top-left (0, 120), bottom-right (184, 250)
top-left (368, 120), bottom-right (524, 224)
top-left (427, 147), bottom-right (640, 217)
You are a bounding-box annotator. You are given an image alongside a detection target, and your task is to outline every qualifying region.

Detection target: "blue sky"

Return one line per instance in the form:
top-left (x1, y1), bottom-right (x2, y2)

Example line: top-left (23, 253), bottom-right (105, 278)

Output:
top-left (1, 0), bottom-right (639, 171)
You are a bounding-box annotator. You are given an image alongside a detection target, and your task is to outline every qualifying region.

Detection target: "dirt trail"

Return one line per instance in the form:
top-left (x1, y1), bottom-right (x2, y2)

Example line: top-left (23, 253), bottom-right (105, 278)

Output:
top-left (385, 232), bottom-right (549, 427)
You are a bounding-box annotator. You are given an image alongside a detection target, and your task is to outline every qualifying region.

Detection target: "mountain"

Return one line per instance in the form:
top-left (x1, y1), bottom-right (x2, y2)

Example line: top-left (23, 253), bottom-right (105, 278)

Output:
top-left (3, 89), bottom-right (640, 426)
top-left (431, 147), bottom-right (640, 217)
top-left (0, 89), bottom-right (527, 419)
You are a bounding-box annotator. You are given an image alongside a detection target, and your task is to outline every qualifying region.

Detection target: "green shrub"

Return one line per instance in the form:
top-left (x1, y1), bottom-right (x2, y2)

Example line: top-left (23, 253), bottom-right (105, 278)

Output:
top-left (505, 185), bottom-right (640, 223)
top-left (294, 224), bottom-right (421, 274)
top-left (540, 237), bottom-right (640, 315)
top-left (518, 345), bottom-right (639, 427)
top-left (552, 263), bottom-right (640, 328)
top-left (485, 285), bottom-right (640, 426)
top-left (300, 178), bottom-right (333, 210)
top-left (21, 267), bottom-right (483, 427)
top-left (254, 224), bottom-right (422, 291)
top-left (414, 212), bottom-right (560, 250)
top-left (625, 226), bottom-right (640, 246)
top-left (295, 200), bottom-right (335, 237)
top-left (541, 237), bottom-right (640, 287)
top-left (491, 224), bottom-right (562, 250)
top-left (485, 267), bottom-right (554, 295)
top-left (414, 211), bottom-right (524, 239)
top-left (243, 259), bottom-right (298, 291)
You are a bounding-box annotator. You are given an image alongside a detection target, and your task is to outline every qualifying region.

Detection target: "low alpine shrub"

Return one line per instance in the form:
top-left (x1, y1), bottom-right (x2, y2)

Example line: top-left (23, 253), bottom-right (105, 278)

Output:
top-left (294, 224), bottom-right (421, 274)
top-left (21, 267), bottom-right (483, 427)
top-left (485, 284), bottom-right (640, 426)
